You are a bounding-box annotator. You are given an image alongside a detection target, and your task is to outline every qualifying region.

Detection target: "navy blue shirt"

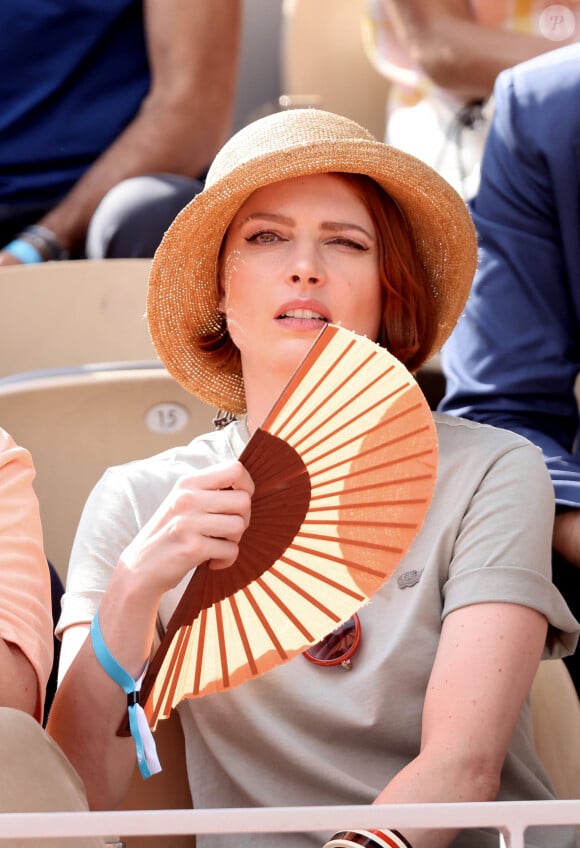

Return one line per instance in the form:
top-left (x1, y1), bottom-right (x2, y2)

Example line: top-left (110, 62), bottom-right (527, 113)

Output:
top-left (440, 44), bottom-right (580, 508)
top-left (0, 0), bottom-right (149, 205)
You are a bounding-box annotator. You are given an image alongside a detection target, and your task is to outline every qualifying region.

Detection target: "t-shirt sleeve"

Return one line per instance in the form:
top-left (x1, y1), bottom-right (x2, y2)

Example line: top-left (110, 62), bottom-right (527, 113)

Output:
top-left (0, 429), bottom-right (53, 720)
top-left (56, 465), bottom-right (142, 636)
top-left (57, 426), bottom-right (245, 638)
top-left (442, 438), bottom-right (579, 659)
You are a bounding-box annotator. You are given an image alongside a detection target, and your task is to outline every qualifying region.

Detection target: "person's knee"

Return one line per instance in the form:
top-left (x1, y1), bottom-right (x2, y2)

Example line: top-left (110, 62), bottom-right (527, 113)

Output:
top-left (0, 710), bottom-right (103, 845)
top-left (86, 173), bottom-right (203, 259)
top-left (0, 706), bottom-right (43, 752)
top-left (0, 707), bottom-right (89, 810)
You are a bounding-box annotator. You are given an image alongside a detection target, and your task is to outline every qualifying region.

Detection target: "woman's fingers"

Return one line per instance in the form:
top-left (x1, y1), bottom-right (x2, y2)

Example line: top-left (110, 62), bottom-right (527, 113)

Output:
top-left (179, 459), bottom-right (255, 498)
top-left (119, 460), bottom-right (255, 592)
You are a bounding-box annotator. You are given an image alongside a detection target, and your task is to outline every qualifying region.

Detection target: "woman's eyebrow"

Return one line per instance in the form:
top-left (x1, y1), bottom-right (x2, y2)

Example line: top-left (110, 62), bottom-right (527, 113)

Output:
top-left (321, 220), bottom-right (375, 240)
top-left (240, 212), bottom-right (374, 241)
top-left (240, 212), bottom-right (294, 226)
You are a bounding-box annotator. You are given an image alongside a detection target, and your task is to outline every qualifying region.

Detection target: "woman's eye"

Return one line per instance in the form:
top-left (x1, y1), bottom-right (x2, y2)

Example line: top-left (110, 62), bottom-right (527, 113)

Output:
top-left (245, 230), bottom-right (282, 245)
top-left (328, 237), bottom-right (368, 251)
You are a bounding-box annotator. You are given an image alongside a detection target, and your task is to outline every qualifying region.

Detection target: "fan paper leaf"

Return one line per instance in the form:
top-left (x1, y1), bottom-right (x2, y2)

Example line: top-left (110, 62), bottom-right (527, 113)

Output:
top-left (123, 324), bottom-right (438, 733)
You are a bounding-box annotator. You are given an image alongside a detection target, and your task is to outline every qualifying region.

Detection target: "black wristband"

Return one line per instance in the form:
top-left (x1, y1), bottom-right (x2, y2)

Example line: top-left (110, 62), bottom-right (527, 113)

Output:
top-left (19, 224), bottom-right (69, 261)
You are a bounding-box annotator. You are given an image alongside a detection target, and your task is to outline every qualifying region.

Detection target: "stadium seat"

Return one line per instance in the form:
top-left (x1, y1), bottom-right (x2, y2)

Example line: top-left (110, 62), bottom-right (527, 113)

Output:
top-left (280, 0), bottom-right (389, 138)
top-left (0, 363), bottom-right (217, 584)
top-left (0, 259), bottom-right (154, 379)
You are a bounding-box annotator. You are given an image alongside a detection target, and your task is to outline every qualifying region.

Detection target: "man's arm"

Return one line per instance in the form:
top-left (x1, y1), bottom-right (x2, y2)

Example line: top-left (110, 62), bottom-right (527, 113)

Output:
top-left (0, 639), bottom-right (40, 716)
top-left (380, 0), bottom-right (573, 100)
top-left (441, 51), bottom-right (580, 514)
top-left (0, 432), bottom-right (53, 719)
top-left (0, 0), bottom-right (241, 262)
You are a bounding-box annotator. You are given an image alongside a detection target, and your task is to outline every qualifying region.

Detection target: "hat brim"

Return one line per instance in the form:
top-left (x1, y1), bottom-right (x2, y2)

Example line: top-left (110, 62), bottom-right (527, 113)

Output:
top-left (148, 135), bottom-right (476, 413)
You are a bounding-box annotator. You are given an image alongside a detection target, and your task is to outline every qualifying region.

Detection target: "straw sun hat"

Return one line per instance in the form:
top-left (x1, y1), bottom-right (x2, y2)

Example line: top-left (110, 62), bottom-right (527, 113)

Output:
top-left (147, 108), bottom-right (477, 414)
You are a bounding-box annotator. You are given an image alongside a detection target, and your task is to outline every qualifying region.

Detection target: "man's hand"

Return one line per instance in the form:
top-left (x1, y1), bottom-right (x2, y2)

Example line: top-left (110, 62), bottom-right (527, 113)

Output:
top-left (0, 251), bottom-right (23, 267)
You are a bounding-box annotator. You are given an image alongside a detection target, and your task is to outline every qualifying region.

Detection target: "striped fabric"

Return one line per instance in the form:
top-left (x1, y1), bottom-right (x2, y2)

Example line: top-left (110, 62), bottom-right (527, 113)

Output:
top-left (324, 828), bottom-right (412, 848)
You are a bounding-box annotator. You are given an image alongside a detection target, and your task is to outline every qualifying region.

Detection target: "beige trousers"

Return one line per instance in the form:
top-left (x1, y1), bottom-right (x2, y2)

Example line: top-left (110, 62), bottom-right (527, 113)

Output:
top-left (0, 707), bottom-right (103, 847)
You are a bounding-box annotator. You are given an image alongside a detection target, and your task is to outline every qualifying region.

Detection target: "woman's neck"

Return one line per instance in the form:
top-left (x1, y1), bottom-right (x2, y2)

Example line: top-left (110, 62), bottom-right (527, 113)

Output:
top-left (243, 366), bottom-right (295, 435)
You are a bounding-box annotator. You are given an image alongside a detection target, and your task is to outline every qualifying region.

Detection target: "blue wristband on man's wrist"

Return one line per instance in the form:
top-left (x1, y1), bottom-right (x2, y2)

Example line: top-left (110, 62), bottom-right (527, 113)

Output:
top-left (3, 238), bottom-right (43, 264)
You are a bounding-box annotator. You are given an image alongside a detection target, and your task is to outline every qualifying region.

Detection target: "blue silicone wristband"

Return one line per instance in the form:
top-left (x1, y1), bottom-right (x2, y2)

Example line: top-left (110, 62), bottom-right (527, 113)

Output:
top-left (3, 238), bottom-right (43, 264)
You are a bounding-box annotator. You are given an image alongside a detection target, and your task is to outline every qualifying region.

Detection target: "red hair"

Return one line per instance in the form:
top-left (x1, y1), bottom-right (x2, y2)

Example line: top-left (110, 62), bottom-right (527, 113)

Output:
top-left (336, 173), bottom-right (437, 371)
top-left (202, 172), bottom-right (438, 375)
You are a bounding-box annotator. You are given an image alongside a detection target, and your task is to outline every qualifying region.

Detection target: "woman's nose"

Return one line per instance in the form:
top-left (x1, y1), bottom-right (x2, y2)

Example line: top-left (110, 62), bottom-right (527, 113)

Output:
top-left (286, 244), bottom-right (325, 285)
top-left (288, 272), bottom-right (321, 284)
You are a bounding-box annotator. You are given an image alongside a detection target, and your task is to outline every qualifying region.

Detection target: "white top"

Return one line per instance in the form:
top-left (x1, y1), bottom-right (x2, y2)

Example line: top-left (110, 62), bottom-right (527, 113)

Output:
top-left (58, 414), bottom-right (579, 848)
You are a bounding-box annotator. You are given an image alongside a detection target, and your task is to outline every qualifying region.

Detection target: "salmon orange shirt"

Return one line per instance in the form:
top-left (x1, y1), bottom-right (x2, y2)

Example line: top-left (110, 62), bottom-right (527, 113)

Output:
top-left (0, 428), bottom-right (53, 720)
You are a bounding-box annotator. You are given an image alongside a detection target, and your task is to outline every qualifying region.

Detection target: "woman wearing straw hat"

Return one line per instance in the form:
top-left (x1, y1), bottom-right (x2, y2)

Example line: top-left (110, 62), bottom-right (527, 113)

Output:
top-left (48, 109), bottom-right (578, 848)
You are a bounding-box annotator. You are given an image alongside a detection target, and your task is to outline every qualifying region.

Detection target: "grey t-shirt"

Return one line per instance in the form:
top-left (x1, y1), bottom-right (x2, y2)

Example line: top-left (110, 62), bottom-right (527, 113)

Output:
top-left (58, 413), bottom-right (579, 848)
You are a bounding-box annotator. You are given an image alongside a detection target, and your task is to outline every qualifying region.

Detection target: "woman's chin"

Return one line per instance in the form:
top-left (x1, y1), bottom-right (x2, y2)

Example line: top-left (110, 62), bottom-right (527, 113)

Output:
top-left (280, 334), bottom-right (320, 371)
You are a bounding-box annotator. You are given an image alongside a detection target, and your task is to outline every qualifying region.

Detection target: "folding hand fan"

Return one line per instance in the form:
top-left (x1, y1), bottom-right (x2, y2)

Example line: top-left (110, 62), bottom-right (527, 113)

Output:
top-left (131, 323), bottom-right (438, 731)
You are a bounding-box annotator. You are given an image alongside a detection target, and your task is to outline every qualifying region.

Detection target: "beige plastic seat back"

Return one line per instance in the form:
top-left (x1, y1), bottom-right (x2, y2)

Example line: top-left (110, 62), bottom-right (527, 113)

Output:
top-left (531, 659), bottom-right (580, 800)
top-left (0, 259), bottom-right (154, 379)
top-left (118, 709), bottom-right (195, 848)
top-left (0, 365), bottom-right (216, 584)
top-left (280, 0), bottom-right (390, 139)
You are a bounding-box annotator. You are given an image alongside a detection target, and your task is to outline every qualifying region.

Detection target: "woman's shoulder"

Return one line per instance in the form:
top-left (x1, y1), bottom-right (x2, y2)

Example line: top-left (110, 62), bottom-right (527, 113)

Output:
top-left (433, 412), bottom-right (549, 477)
top-left (434, 410), bottom-right (539, 447)
top-left (98, 419), bottom-right (249, 490)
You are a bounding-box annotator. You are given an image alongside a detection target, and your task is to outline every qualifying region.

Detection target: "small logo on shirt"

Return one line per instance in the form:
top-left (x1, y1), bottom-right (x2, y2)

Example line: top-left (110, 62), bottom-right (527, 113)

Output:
top-left (397, 569), bottom-right (423, 589)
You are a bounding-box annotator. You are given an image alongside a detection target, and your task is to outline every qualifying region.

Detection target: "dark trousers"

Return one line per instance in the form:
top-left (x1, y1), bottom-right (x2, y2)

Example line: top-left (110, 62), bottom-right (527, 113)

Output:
top-left (0, 173), bottom-right (203, 259)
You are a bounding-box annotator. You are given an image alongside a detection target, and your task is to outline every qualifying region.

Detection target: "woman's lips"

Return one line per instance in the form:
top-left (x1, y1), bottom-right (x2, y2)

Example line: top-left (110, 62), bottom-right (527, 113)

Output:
top-left (277, 308), bottom-right (328, 320)
top-left (275, 300), bottom-right (332, 327)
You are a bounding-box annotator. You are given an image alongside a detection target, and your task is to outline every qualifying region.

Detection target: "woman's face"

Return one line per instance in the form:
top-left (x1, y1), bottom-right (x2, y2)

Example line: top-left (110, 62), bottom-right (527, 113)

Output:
top-left (220, 173), bottom-right (383, 387)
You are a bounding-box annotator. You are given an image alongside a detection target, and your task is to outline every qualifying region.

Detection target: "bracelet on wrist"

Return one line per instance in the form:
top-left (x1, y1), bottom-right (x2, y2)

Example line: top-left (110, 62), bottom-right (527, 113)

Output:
top-left (323, 829), bottom-right (413, 848)
top-left (19, 224), bottom-right (70, 261)
top-left (2, 238), bottom-right (43, 264)
top-left (90, 612), bottom-right (161, 780)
